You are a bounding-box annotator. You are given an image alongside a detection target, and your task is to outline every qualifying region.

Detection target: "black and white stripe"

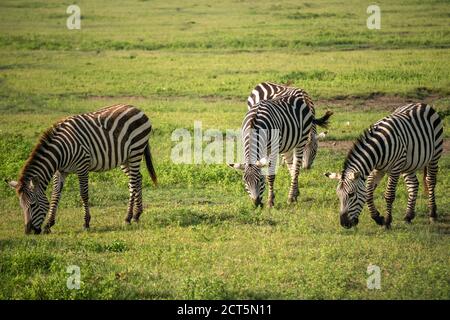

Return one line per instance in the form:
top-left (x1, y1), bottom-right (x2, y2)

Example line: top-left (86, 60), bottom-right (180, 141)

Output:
top-left (247, 82), bottom-right (324, 169)
top-left (8, 104), bottom-right (157, 234)
top-left (229, 94), bottom-right (332, 207)
top-left (326, 103), bottom-right (443, 229)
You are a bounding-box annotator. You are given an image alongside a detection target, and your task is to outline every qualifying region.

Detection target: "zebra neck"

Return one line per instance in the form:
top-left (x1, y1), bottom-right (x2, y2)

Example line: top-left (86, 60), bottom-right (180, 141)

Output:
top-left (19, 142), bottom-right (60, 191)
top-left (243, 130), bottom-right (269, 164)
top-left (343, 161), bottom-right (372, 180)
top-left (343, 135), bottom-right (381, 179)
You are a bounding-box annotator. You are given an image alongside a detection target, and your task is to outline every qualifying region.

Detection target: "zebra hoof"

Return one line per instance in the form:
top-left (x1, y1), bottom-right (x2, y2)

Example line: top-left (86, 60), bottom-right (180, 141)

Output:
top-left (83, 226), bottom-right (90, 231)
top-left (384, 216), bottom-right (392, 229)
top-left (429, 217), bottom-right (437, 223)
top-left (287, 198), bottom-right (297, 205)
top-left (43, 227), bottom-right (51, 234)
top-left (372, 214), bottom-right (385, 226)
top-left (404, 214), bottom-right (414, 224)
top-left (267, 202), bottom-right (274, 209)
top-left (132, 218), bottom-right (140, 223)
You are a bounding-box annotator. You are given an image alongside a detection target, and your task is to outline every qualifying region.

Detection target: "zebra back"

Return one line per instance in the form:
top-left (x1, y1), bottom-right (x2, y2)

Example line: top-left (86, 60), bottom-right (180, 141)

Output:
top-left (247, 81), bottom-right (315, 112)
top-left (342, 103), bottom-right (443, 179)
top-left (242, 94), bottom-right (314, 161)
top-left (19, 104), bottom-right (153, 189)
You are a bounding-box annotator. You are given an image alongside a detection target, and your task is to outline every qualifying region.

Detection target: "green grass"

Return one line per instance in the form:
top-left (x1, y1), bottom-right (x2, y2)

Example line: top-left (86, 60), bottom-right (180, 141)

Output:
top-left (0, 0), bottom-right (449, 299)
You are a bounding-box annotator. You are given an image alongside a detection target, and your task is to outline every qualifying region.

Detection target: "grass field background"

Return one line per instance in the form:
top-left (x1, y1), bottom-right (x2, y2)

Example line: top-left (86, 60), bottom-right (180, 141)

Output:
top-left (0, 0), bottom-right (449, 299)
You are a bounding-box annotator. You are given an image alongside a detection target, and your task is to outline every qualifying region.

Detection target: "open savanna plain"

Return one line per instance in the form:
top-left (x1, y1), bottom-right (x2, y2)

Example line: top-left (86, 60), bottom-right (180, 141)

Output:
top-left (0, 0), bottom-right (449, 299)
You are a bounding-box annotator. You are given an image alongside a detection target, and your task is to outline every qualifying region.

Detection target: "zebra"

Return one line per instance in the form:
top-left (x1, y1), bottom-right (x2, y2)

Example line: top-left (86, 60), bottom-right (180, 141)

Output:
top-left (325, 103), bottom-right (443, 229)
top-left (247, 81), bottom-right (329, 169)
top-left (7, 104), bottom-right (157, 234)
top-left (228, 94), bottom-right (333, 207)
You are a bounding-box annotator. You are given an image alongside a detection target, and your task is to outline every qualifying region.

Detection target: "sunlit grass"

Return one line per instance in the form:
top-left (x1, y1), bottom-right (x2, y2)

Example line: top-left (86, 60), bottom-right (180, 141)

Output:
top-left (0, 0), bottom-right (449, 300)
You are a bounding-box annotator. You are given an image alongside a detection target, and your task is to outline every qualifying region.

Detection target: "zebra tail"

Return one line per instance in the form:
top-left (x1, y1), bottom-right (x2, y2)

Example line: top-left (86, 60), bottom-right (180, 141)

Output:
top-left (423, 167), bottom-right (428, 196)
top-left (144, 143), bottom-right (158, 186)
top-left (313, 111), bottom-right (333, 129)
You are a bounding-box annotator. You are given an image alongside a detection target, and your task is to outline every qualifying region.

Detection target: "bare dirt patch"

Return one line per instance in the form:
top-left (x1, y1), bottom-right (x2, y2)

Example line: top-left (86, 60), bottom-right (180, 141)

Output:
top-left (84, 94), bottom-right (244, 104)
top-left (321, 140), bottom-right (450, 155)
top-left (317, 92), bottom-right (445, 112)
top-left (319, 140), bottom-right (354, 153)
top-left (84, 95), bottom-right (148, 102)
top-left (83, 92), bottom-right (448, 111)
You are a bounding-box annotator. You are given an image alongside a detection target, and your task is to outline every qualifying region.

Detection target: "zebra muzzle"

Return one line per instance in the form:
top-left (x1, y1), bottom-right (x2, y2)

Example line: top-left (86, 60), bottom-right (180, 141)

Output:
top-left (253, 197), bottom-right (263, 207)
top-left (340, 213), bottom-right (358, 229)
top-left (24, 222), bottom-right (32, 235)
top-left (25, 222), bottom-right (41, 235)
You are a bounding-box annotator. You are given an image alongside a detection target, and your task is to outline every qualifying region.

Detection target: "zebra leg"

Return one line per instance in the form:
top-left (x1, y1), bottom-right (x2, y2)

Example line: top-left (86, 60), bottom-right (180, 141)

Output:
top-left (403, 172), bottom-right (419, 223)
top-left (121, 164), bottom-right (135, 224)
top-left (43, 171), bottom-right (67, 234)
top-left (77, 168), bottom-right (91, 230)
top-left (281, 151), bottom-right (296, 203)
top-left (266, 175), bottom-right (275, 208)
top-left (132, 172), bottom-right (143, 222)
top-left (425, 162), bottom-right (439, 222)
top-left (125, 155), bottom-right (144, 223)
top-left (366, 170), bottom-right (385, 226)
top-left (383, 172), bottom-right (400, 229)
top-left (283, 151), bottom-right (294, 174)
top-left (287, 148), bottom-right (302, 203)
top-left (265, 152), bottom-right (278, 208)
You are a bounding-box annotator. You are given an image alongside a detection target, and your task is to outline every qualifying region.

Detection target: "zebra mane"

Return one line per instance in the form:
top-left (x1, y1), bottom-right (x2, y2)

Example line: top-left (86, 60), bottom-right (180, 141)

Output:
top-left (248, 113), bottom-right (256, 129)
top-left (18, 120), bottom-right (64, 187)
top-left (304, 93), bottom-right (315, 111)
top-left (341, 126), bottom-right (375, 177)
top-left (247, 102), bottom-right (262, 129)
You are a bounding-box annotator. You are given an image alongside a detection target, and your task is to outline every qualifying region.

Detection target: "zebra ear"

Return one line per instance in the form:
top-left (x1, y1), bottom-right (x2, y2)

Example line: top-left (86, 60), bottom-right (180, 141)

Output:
top-left (29, 176), bottom-right (40, 190)
top-left (348, 171), bottom-right (361, 180)
top-left (255, 158), bottom-right (270, 168)
top-left (324, 172), bottom-right (341, 180)
top-left (316, 131), bottom-right (328, 140)
top-left (7, 180), bottom-right (19, 189)
top-left (228, 163), bottom-right (244, 171)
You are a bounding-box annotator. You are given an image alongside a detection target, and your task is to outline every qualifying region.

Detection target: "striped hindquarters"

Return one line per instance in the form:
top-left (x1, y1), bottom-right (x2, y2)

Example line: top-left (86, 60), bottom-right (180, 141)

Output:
top-left (242, 95), bottom-right (314, 160)
top-left (247, 81), bottom-right (315, 112)
top-left (343, 103), bottom-right (443, 178)
top-left (63, 104), bottom-right (152, 172)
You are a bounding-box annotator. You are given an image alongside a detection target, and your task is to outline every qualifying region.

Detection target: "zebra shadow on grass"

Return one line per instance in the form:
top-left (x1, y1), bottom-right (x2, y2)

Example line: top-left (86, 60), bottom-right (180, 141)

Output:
top-left (146, 208), bottom-right (278, 228)
top-left (77, 222), bottom-right (145, 234)
top-left (59, 207), bottom-right (277, 234)
top-left (335, 211), bottom-right (450, 236)
top-left (429, 214), bottom-right (450, 235)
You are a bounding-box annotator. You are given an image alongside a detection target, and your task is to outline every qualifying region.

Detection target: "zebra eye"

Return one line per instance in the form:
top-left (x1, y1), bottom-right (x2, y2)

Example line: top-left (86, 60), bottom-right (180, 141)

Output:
top-left (348, 192), bottom-right (355, 198)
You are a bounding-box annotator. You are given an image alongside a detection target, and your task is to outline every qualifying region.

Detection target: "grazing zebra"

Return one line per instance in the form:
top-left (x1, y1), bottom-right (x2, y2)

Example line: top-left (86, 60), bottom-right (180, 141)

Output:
top-left (228, 94), bottom-right (332, 207)
top-left (7, 104), bottom-right (157, 234)
top-left (247, 81), bottom-right (329, 169)
top-left (325, 103), bottom-right (443, 229)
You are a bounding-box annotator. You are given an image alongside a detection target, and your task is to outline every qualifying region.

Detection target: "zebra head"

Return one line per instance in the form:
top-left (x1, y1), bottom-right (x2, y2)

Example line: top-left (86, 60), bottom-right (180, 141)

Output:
top-left (302, 131), bottom-right (327, 169)
top-left (7, 177), bottom-right (49, 234)
top-left (228, 159), bottom-right (268, 207)
top-left (325, 171), bottom-right (366, 229)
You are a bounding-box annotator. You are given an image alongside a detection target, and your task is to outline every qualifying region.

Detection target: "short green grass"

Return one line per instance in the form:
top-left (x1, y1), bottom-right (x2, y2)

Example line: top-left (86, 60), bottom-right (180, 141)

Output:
top-left (0, 0), bottom-right (449, 299)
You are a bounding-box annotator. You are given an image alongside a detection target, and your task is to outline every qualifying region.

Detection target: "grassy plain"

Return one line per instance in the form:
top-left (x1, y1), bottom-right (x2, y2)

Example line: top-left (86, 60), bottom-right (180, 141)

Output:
top-left (0, 0), bottom-right (449, 299)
